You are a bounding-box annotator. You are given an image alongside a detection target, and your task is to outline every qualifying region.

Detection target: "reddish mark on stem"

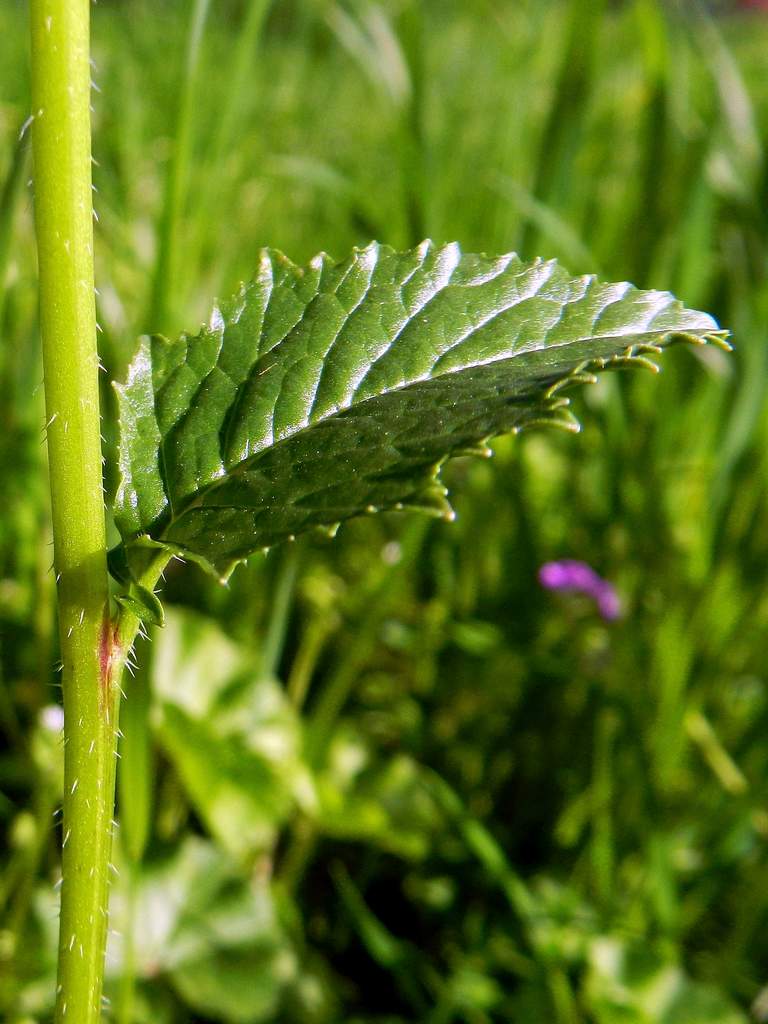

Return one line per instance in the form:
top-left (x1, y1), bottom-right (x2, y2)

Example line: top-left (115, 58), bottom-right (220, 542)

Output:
top-left (99, 612), bottom-right (121, 714)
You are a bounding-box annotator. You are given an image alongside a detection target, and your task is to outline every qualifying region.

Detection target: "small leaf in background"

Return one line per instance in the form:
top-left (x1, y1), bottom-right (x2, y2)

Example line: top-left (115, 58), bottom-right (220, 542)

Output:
top-left (315, 738), bottom-right (441, 859)
top-left (585, 938), bottom-right (749, 1024)
top-left (150, 609), bottom-right (310, 858)
top-left (111, 241), bottom-right (727, 581)
top-left (170, 948), bottom-right (292, 1024)
top-left (105, 837), bottom-right (295, 1023)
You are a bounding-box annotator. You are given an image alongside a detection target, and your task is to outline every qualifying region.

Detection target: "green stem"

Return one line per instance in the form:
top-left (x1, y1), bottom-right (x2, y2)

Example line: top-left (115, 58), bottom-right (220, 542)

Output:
top-left (116, 861), bottom-right (138, 1024)
top-left (259, 545), bottom-right (299, 682)
top-left (305, 519), bottom-right (428, 764)
top-left (286, 613), bottom-right (333, 711)
top-left (116, 630), bottom-right (154, 1024)
top-left (0, 125), bottom-right (29, 344)
top-left (0, 782), bottom-right (58, 999)
top-left (147, 0), bottom-right (211, 333)
top-left (188, 0), bottom-right (272, 281)
top-left (29, 1), bottom-right (113, 1020)
top-left (279, 522), bottom-right (428, 892)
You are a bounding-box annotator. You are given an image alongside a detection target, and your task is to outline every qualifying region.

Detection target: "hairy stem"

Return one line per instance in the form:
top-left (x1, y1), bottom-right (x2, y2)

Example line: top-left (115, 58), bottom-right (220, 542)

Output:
top-left (29, 1), bottom-right (111, 1019)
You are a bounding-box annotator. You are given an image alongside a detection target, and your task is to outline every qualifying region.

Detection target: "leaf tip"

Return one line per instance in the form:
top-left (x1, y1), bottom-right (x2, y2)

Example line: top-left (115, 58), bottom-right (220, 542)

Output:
top-left (453, 437), bottom-right (494, 459)
top-left (705, 330), bottom-right (733, 352)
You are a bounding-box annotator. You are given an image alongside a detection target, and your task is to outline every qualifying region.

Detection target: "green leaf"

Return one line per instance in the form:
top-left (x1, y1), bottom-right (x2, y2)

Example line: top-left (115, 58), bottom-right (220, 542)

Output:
top-left (315, 739), bottom-right (440, 859)
top-left (170, 948), bottom-right (291, 1024)
top-left (111, 241), bottom-right (728, 581)
top-left (114, 588), bottom-right (165, 628)
top-left (585, 937), bottom-right (748, 1024)
top-left (109, 544), bottom-right (165, 626)
top-left (150, 609), bottom-right (308, 859)
top-left (105, 837), bottom-right (294, 1024)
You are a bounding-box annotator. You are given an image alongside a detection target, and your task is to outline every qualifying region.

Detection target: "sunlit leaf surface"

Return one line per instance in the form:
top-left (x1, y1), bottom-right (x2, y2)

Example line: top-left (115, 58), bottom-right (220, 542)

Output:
top-left (112, 241), bottom-right (727, 579)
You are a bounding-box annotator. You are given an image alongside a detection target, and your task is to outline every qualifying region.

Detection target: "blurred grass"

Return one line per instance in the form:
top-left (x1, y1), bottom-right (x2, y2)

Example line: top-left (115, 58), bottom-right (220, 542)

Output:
top-left (2, 0), bottom-right (768, 1021)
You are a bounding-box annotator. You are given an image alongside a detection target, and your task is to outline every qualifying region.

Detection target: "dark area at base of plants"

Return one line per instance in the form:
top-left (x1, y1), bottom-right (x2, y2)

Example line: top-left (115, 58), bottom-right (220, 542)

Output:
top-left (2, 0), bottom-right (768, 1021)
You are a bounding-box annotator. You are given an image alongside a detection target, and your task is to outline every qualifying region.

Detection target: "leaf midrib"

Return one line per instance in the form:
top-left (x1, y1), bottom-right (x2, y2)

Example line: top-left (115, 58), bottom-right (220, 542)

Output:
top-left (153, 325), bottom-right (702, 531)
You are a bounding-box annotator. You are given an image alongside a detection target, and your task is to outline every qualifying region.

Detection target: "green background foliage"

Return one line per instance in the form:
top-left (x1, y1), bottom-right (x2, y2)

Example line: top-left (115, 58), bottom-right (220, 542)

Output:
top-left (1, 1), bottom-right (768, 1021)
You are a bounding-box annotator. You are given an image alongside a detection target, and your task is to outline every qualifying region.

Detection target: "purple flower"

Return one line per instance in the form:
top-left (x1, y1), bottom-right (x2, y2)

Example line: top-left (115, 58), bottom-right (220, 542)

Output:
top-left (538, 560), bottom-right (622, 621)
